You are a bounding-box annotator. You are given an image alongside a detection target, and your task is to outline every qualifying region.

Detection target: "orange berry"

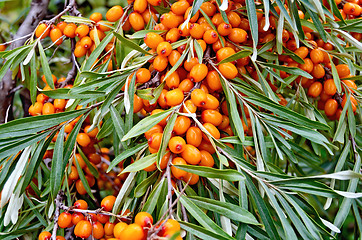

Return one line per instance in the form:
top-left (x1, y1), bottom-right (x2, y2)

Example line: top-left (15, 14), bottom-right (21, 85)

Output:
top-left (203, 122), bottom-right (220, 140)
top-left (36, 24), bottom-right (50, 39)
top-left (42, 102), bottom-right (55, 115)
top-left (206, 70), bottom-right (222, 91)
top-left (92, 221), bottom-right (105, 239)
top-left (29, 102), bottom-right (43, 116)
top-left (216, 47), bottom-right (236, 62)
top-left (113, 222), bottom-right (128, 239)
top-left (342, 80), bottom-right (357, 93)
top-left (118, 224), bottom-right (144, 240)
top-left (75, 24), bottom-right (90, 38)
top-left (171, 0), bottom-right (190, 15)
top-left (191, 89), bottom-right (207, 107)
top-left (58, 212), bottom-right (72, 228)
top-left (199, 150), bottom-right (214, 167)
top-left (74, 45), bottom-right (87, 58)
top-left (190, 63), bottom-right (208, 82)
top-left (63, 23), bottom-right (77, 38)
top-left (136, 68), bottom-right (151, 83)
top-left (97, 21), bottom-right (112, 32)
top-left (203, 29), bottom-right (218, 44)
top-left (54, 99), bottom-right (66, 110)
top-left (38, 231), bottom-right (51, 240)
top-left (134, 0), bottom-right (148, 13)
top-left (336, 64), bottom-right (350, 78)
top-left (153, 55), bottom-right (168, 72)
top-left (80, 36), bottom-right (93, 49)
top-left (308, 82), bottom-right (323, 98)
top-left (90, 12), bottom-right (103, 22)
top-left (168, 136), bottom-right (186, 154)
top-left (104, 222), bottom-right (115, 236)
top-left (71, 212), bottom-right (85, 225)
top-left (50, 27), bottom-right (63, 45)
top-left (218, 23), bottom-right (232, 36)
top-left (299, 58), bottom-right (314, 73)
top-left (324, 99), bottom-right (338, 117)
top-left (129, 12), bottom-right (145, 31)
top-left (178, 78), bottom-right (194, 92)
top-left (74, 220), bottom-right (92, 239)
top-left (324, 79), bottom-right (337, 96)
top-left (157, 41), bottom-right (172, 57)
top-left (135, 212), bottom-right (153, 228)
top-left (201, 110), bottom-right (222, 126)
top-left (76, 133), bottom-right (91, 147)
top-left (173, 116), bottom-right (191, 135)
top-left (144, 32), bottom-right (164, 49)
top-left (75, 179), bottom-right (87, 195)
top-left (311, 64), bottom-right (325, 79)
top-left (73, 153), bottom-right (86, 169)
top-left (166, 28), bottom-right (181, 43)
top-left (171, 157), bottom-right (188, 179)
top-left (186, 126), bottom-right (202, 147)
top-left (68, 165), bottom-right (79, 181)
top-left (133, 94), bottom-right (144, 113)
top-left (165, 88), bottom-right (184, 106)
top-left (183, 99), bottom-right (197, 113)
top-left (228, 28), bottom-right (247, 43)
top-left (184, 172), bottom-right (199, 185)
top-left (203, 94), bottom-right (220, 110)
top-left (181, 144), bottom-right (202, 165)
top-left (310, 48), bottom-right (324, 64)
top-left (106, 5), bottom-right (124, 22)
top-left (148, 132), bottom-right (163, 149)
top-left (218, 62), bottom-right (238, 79)
top-left (341, 95), bottom-right (357, 112)
top-left (74, 199), bottom-right (88, 210)
top-left (101, 195), bottom-right (116, 212)
top-left (160, 13), bottom-right (180, 29)
top-left (84, 125), bottom-right (98, 138)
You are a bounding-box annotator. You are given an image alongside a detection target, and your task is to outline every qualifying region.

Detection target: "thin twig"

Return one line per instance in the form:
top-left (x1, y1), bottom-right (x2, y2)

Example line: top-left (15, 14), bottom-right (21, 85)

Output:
top-left (51, 191), bottom-right (64, 240)
top-left (177, 180), bottom-right (188, 222)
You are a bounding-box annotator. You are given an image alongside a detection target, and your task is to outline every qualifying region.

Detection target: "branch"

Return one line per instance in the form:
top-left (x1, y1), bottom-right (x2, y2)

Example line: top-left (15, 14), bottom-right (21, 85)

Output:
top-left (0, 0), bottom-right (50, 124)
top-left (51, 191), bottom-right (64, 240)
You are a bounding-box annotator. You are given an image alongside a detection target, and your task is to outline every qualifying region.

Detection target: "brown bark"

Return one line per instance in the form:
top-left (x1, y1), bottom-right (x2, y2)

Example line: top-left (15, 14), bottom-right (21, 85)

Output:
top-left (0, 0), bottom-right (50, 124)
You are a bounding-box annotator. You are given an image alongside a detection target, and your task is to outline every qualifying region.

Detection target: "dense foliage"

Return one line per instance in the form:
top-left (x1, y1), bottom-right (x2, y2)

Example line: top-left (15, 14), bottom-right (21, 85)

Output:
top-left (0, 0), bottom-right (361, 239)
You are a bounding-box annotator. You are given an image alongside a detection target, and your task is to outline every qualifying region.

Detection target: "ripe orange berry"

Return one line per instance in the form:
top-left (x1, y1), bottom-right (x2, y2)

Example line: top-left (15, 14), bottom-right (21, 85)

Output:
top-left (58, 212), bottom-right (72, 228)
top-left (133, 94), bottom-right (144, 113)
top-left (72, 212), bottom-right (85, 225)
top-left (299, 58), bottom-right (314, 73)
top-left (184, 172), bottom-right (199, 185)
top-left (185, 6), bottom-right (199, 23)
top-left (342, 80), bottom-right (357, 93)
top-left (203, 29), bottom-right (218, 44)
top-left (336, 64), bottom-right (350, 78)
top-left (136, 68), bottom-right (151, 83)
top-left (80, 36), bottom-right (93, 49)
top-left (29, 102), bottom-right (43, 116)
top-left (75, 179), bottom-right (87, 195)
top-left (191, 89), bottom-right (207, 107)
top-left (157, 41), bottom-right (172, 57)
top-left (68, 165), bottom-right (79, 181)
top-left (189, 23), bottom-right (205, 39)
top-left (74, 45), bottom-right (87, 58)
top-left (36, 93), bottom-right (48, 103)
top-left (161, 13), bottom-right (180, 29)
top-left (173, 116), bottom-right (191, 135)
top-left (54, 99), bottom-right (66, 110)
top-left (135, 212), bottom-right (153, 228)
top-left (134, 0), bottom-right (148, 13)
top-left (104, 222), bottom-right (115, 236)
top-left (178, 78), bottom-right (194, 92)
top-left (216, 47), bottom-right (236, 62)
top-left (160, 219), bottom-right (181, 235)
top-left (84, 125), bottom-right (98, 138)
top-left (181, 144), bottom-right (202, 165)
top-left (97, 21), bottom-right (112, 32)
top-left (106, 5), bottom-right (124, 22)
top-left (218, 62), bottom-right (238, 79)
top-left (38, 231), bottom-right (51, 240)
top-left (74, 220), bottom-right (92, 239)
top-left (73, 153), bottom-right (86, 169)
top-left (218, 23), bottom-right (232, 36)
top-left (75, 24), bottom-right (90, 38)
top-left (169, 136), bottom-right (186, 154)
top-left (90, 12), bottom-right (103, 22)
top-left (190, 63), bottom-right (208, 82)
top-left (324, 99), bottom-right (338, 117)
top-left (171, 0), bottom-right (190, 15)
top-left (74, 199), bottom-right (88, 210)
top-left (166, 28), bottom-right (181, 43)
top-left (186, 126), bottom-right (202, 147)
top-left (55, 236), bottom-right (65, 240)
top-left (206, 70), bottom-right (222, 91)
top-left (199, 150), bottom-right (214, 167)
top-left (42, 102), bottom-right (55, 115)
top-left (50, 27), bottom-right (63, 45)
top-left (113, 222), bottom-right (128, 239)
top-left (324, 79), bottom-right (337, 96)
top-left (341, 95), bottom-right (357, 112)
top-left (202, 110), bottom-right (222, 126)
top-left (129, 12), bottom-right (145, 31)
top-left (310, 48), bottom-right (324, 64)
top-left (168, 50), bottom-right (182, 67)
top-left (63, 23), bottom-right (77, 38)
top-left (144, 32), bottom-right (164, 49)
top-left (92, 221), bottom-right (105, 239)
top-left (118, 223), bottom-right (145, 240)
top-left (203, 122), bottom-right (220, 140)
top-left (308, 82), bottom-right (323, 98)
top-left (311, 64), bottom-right (325, 79)
top-left (294, 46), bottom-right (309, 59)
top-left (101, 195), bottom-right (116, 212)
top-left (171, 157), bottom-right (188, 179)
top-left (153, 55), bottom-right (168, 72)
top-left (165, 88), bottom-right (184, 106)
top-left (148, 132), bottom-right (163, 149)
top-left (76, 133), bottom-right (91, 147)
top-left (36, 24), bottom-right (50, 39)
top-left (228, 28), bottom-right (247, 43)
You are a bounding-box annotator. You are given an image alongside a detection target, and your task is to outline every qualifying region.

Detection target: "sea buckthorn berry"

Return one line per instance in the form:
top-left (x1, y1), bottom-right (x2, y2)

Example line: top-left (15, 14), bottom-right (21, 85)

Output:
top-left (106, 5), bottom-right (124, 22)
top-left (80, 36), bottom-right (93, 49)
top-left (147, 0), bottom-right (162, 6)
top-left (73, 154), bottom-right (86, 169)
top-left (190, 63), bottom-right (208, 82)
top-left (311, 64), bottom-right (325, 79)
top-left (153, 55), bottom-right (168, 72)
top-left (75, 180), bottom-right (87, 195)
top-left (84, 125), bottom-right (98, 138)
top-left (58, 212), bottom-right (72, 228)
top-left (181, 144), bottom-right (202, 165)
top-left (310, 48), bottom-right (324, 64)
top-left (200, 1), bottom-right (216, 16)
top-left (178, 79), bottom-right (194, 92)
top-left (203, 122), bottom-right (220, 140)
top-left (161, 13), bottom-right (180, 29)
top-left (63, 23), bottom-right (77, 38)
top-left (129, 12), bottom-right (145, 31)
top-left (72, 212), bottom-right (85, 225)
top-left (202, 110), bottom-right (223, 126)
top-left (343, 2), bottom-right (356, 15)
top-left (92, 221), bottom-right (105, 239)
top-left (90, 12), bottom-right (102, 22)
top-left (190, 23), bottom-right (205, 39)
top-left (324, 79), bottom-right (337, 96)
top-left (198, 139), bottom-right (216, 154)
top-left (184, 57), bottom-right (199, 71)
top-left (165, 88), bottom-right (184, 106)
top-left (168, 50), bottom-right (181, 66)
top-left (161, 219), bottom-right (181, 234)
top-left (308, 82), bottom-right (323, 98)
top-left (183, 99), bottom-right (197, 113)
top-left (184, 172), bottom-right (199, 185)
top-left (136, 68), bottom-right (151, 83)
top-left (104, 222), bottom-right (115, 236)
top-left (42, 74), bottom-right (57, 84)
top-left (42, 102), bottom-right (55, 115)
top-left (55, 236), bottom-right (65, 240)
top-left (114, 222), bottom-right (128, 239)
top-left (144, 32), bottom-right (164, 49)
top-left (88, 153), bottom-right (101, 164)
top-left (36, 93), bottom-right (48, 104)
top-left (118, 223), bottom-right (145, 240)
top-left (157, 89), bottom-right (168, 109)
top-left (299, 58), bottom-right (314, 73)
top-left (171, 0), bottom-right (190, 15)
top-left (157, 41), bottom-right (172, 57)
top-left (74, 45), bottom-right (87, 58)
top-left (199, 150), bottom-right (214, 167)
top-left (228, 28), bottom-right (247, 43)
top-left (135, 212), bottom-right (153, 228)
top-left (53, 99), bottom-right (66, 111)
top-left (294, 46), bottom-right (309, 59)
top-left (50, 27), bottom-right (63, 45)
top-left (218, 62), bottom-right (238, 79)
top-left (216, 47), bottom-right (236, 62)
top-left (218, 23), bottom-right (232, 36)
top-left (341, 95), bottom-right (357, 112)
top-left (186, 126), bottom-right (202, 147)
top-left (227, 11), bottom-right (242, 27)
top-left (134, 0), bottom-right (148, 13)
top-left (178, 22), bottom-right (191, 37)
top-left (191, 89), bottom-right (207, 107)
top-left (185, 6), bottom-right (199, 22)
top-left (166, 28), bottom-right (181, 43)
top-left (68, 166), bottom-right (79, 181)
top-left (101, 195), bottom-right (116, 212)
top-left (76, 133), bottom-right (91, 147)
top-left (38, 231), bottom-right (51, 240)
top-left (169, 136), bottom-right (186, 153)
top-left (342, 80), bottom-right (357, 93)
top-left (74, 200), bottom-right (88, 211)
top-left (133, 94), bottom-right (144, 113)
top-left (173, 116), bottom-right (191, 135)
top-left (324, 99), bottom-right (338, 117)
top-left (171, 157), bottom-right (188, 179)
top-left (336, 64), bottom-right (350, 78)
top-left (29, 102), bottom-right (43, 116)
top-left (36, 24), bottom-right (50, 39)
top-left (148, 132), bottom-right (163, 149)
top-left (203, 29), bottom-right (218, 44)
top-left (75, 24), bottom-right (90, 38)
top-left (74, 220), bottom-right (92, 239)
top-left (97, 21), bottom-right (112, 32)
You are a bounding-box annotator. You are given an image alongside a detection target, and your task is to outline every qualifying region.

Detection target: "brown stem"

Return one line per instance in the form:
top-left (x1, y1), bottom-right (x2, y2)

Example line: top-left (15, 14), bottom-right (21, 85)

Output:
top-left (51, 190), bottom-right (64, 240)
top-left (0, 0), bottom-right (50, 124)
top-left (177, 180), bottom-right (188, 222)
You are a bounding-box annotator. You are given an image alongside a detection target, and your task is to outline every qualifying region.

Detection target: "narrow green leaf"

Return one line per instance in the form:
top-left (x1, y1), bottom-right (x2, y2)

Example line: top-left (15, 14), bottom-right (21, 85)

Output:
top-left (121, 154), bottom-right (157, 173)
top-left (179, 221), bottom-right (234, 240)
top-left (134, 171), bottom-right (158, 198)
top-left (50, 126), bottom-right (65, 198)
top-left (174, 165), bottom-right (245, 181)
top-left (38, 43), bottom-right (54, 89)
top-left (218, 50), bottom-right (252, 65)
top-left (114, 32), bottom-right (150, 55)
